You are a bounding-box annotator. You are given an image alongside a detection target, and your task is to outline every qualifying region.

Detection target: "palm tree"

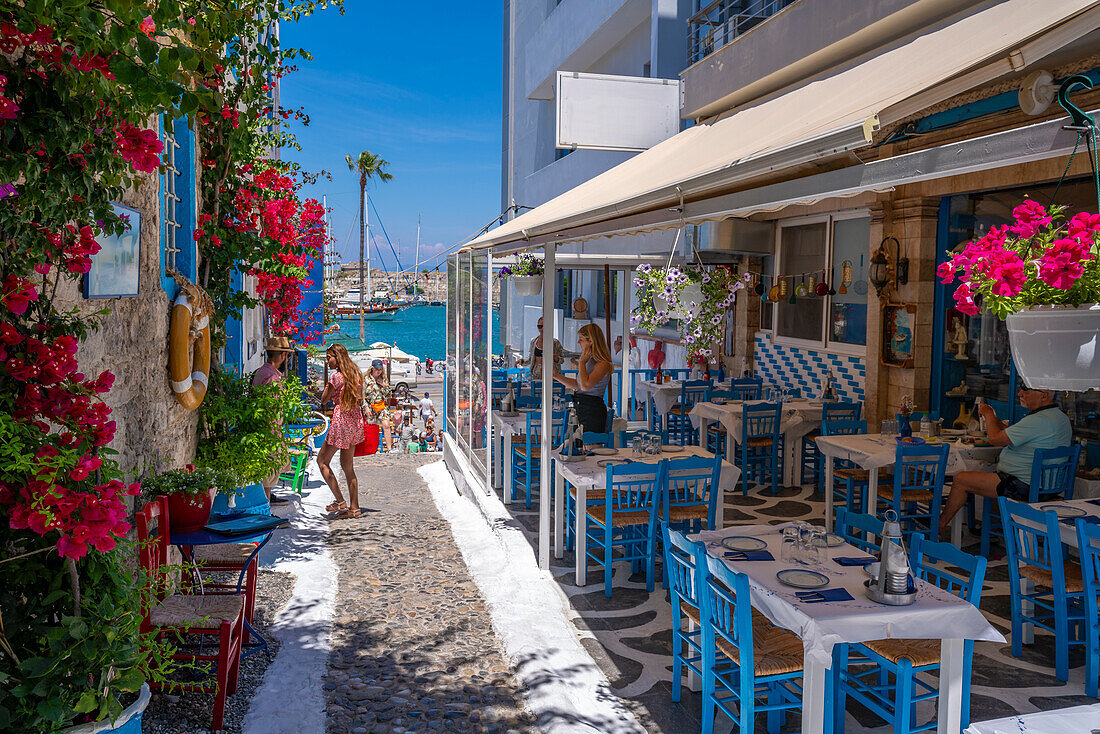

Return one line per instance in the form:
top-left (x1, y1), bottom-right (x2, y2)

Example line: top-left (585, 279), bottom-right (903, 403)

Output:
top-left (345, 151), bottom-right (393, 342)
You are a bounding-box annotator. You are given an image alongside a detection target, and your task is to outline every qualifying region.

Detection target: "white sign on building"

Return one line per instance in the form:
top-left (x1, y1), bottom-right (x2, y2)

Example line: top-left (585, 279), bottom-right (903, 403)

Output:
top-left (555, 71), bottom-right (680, 153)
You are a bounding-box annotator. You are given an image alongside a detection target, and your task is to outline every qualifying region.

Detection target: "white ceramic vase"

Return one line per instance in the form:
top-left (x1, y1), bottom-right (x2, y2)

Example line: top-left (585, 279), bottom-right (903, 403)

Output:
top-left (1005, 303), bottom-right (1100, 390)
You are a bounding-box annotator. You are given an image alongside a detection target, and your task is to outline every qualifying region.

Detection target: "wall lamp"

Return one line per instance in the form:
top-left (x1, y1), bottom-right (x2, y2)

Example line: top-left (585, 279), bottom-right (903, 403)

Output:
top-left (868, 236), bottom-right (908, 298)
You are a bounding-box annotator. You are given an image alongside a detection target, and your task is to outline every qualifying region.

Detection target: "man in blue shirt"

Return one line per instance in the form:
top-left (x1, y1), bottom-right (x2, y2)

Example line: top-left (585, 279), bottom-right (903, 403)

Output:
top-left (938, 386), bottom-right (1073, 537)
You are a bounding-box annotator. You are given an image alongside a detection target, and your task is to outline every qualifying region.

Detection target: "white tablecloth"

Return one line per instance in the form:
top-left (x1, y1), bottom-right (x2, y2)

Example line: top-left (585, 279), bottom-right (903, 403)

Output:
top-left (694, 523), bottom-right (1003, 666)
top-left (635, 380), bottom-right (732, 418)
top-left (1014, 497), bottom-right (1100, 547)
top-left (1075, 475), bottom-right (1100, 499)
top-left (966, 702), bottom-right (1100, 733)
top-left (694, 523), bottom-right (1002, 734)
top-left (815, 434), bottom-right (1002, 531)
top-left (552, 445), bottom-right (740, 586)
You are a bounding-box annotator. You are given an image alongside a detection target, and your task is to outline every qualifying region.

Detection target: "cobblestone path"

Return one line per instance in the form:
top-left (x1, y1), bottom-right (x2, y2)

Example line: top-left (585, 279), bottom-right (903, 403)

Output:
top-left (323, 453), bottom-right (539, 733)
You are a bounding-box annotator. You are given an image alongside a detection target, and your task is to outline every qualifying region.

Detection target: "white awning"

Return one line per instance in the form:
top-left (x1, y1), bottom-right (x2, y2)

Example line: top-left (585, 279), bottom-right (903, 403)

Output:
top-left (467, 0), bottom-right (1100, 253)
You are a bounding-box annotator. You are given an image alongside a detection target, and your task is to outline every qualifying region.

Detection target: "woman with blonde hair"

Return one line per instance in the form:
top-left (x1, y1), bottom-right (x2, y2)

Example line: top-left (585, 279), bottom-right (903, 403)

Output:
top-left (319, 343), bottom-right (365, 519)
top-left (553, 323), bottom-right (613, 433)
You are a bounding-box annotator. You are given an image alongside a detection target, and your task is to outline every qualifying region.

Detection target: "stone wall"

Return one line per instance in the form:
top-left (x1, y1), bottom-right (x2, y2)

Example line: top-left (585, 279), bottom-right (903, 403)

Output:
top-left (53, 170), bottom-right (198, 481)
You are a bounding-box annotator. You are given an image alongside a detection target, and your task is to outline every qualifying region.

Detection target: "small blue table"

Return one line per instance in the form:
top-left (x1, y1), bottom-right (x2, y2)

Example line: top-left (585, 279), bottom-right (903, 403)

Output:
top-left (171, 522), bottom-right (284, 658)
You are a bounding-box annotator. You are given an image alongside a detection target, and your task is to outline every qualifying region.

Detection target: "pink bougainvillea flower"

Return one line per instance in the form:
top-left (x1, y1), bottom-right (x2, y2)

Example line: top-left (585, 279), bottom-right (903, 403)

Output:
top-left (1008, 200), bottom-right (1052, 240)
top-left (1, 275), bottom-right (38, 315)
top-left (139, 15), bottom-right (156, 37)
top-left (114, 122), bottom-right (164, 173)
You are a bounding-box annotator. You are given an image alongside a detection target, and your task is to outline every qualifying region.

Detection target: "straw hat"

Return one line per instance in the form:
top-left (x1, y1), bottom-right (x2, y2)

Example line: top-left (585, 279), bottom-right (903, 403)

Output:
top-left (265, 336), bottom-right (295, 353)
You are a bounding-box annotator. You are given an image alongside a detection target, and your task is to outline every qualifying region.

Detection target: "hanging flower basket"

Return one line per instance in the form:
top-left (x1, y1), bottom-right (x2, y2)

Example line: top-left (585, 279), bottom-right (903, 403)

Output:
top-left (512, 275), bottom-right (542, 297)
top-left (633, 264), bottom-right (748, 359)
top-left (1006, 304), bottom-right (1100, 390)
top-left (938, 200), bottom-right (1100, 390)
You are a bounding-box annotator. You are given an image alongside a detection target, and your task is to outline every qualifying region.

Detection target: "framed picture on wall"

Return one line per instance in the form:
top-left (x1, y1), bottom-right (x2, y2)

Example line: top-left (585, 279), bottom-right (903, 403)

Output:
top-left (84, 203), bottom-right (140, 299)
top-left (881, 302), bottom-right (915, 369)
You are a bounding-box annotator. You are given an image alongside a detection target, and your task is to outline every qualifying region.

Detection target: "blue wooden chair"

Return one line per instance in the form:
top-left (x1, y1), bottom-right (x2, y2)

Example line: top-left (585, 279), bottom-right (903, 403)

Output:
top-left (662, 455), bottom-right (722, 534)
top-left (565, 431), bottom-right (616, 551)
top-left (729, 377), bottom-right (763, 401)
top-left (700, 553), bottom-right (804, 734)
top-left (662, 523), bottom-right (706, 701)
top-left (834, 535), bottom-right (987, 734)
top-left (835, 507), bottom-right (883, 555)
top-left (511, 409), bottom-right (566, 509)
top-left (999, 497), bottom-right (1086, 681)
top-left (666, 380), bottom-right (711, 445)
top-left (648, 394), bottom-right (664, 436)
top-left (733, 402), bottom-right (783, 495)
top-left (876, 443), bottom-right (949, 542)
top-left (980, 444), bottom-right (1081, 558)
top-left (1074, 517), bottom-right (1100, 698)
top-left (801, 401), bottom-right (862, 486)
top-left (821, 418), bottom-right (868, 515)
top-left (584, 460), bottom-right (664, 598)
top-left (703, 390), bottom-right (735, 457)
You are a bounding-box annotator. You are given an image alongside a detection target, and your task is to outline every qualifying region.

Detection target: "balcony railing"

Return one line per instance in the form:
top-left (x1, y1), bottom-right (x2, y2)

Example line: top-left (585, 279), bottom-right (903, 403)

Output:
top-left (688, 0), bottom-right (799, 65)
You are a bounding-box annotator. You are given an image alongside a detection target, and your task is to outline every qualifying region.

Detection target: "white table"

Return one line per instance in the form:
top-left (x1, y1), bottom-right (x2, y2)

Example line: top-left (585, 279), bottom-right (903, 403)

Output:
top-left (492, 410), bottom-right (627, 503)
top-left (553, 446), bottom-right (740, 585)
top-left (966, 702), bottom-right (1100, 733)
top-left (695, 523), bottom-right (1004, 734)
top-left (635, 380), bottom-right (732, 419)
top-left (690, 399), bottom-right (822, 484)
top-left (815, 434), bottom-right (1002, 532)
top-left (1075, 475), bottom-right (1100, 499)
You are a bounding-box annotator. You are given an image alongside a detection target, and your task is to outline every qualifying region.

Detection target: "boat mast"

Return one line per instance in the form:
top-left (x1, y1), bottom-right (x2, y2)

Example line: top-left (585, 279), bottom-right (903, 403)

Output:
top-left (414, 214), bottom-right (420, 299)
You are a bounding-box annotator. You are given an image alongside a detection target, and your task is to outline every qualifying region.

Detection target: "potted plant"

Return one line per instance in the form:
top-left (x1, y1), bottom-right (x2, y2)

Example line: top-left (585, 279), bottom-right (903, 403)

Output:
top-left (632, 263), bottom-right (749, 359)
top-left (938, 201), bottom-right (1100, 390)
top-left (140, 465), bottom-right (241, 533)
top-left (497, 253), bottom-right (545, 296)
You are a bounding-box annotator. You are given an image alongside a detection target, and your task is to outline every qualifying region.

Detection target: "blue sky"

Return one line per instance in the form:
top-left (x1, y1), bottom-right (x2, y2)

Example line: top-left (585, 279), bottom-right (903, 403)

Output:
top-left (280, 3), bottom-right (502, 274)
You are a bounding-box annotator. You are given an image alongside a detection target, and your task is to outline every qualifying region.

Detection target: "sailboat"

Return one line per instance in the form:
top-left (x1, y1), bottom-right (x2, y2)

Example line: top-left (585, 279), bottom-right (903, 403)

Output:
top-left (332, 287), bottom-right (400, 321)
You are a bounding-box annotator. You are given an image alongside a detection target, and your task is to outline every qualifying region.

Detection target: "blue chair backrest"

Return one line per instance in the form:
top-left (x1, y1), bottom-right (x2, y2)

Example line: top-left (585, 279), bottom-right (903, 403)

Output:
top-left (1074, 519), bottom-right (1100, 632)
top-left (663, 523), bottom-right (704, 609)
top-left (822, 417), bottom-right (866, 436)
top-left (515, 395), bottom-right (539, 409)
top-left (665, 368), bottom-right (691, 381)
top-left (709, 389), bottom-right (735, 401)
top-left (582, 431), bottom-right (615, 448)
top-left (999, 497), bottom-right (1068, 582)
top-left (835, 508), bottom-right (884, 554)
top-left (742, 401), bottom-right (781, 440)
top-left (823, 401), bottom-right (861, 422)
top-left (1028, 445), bottom-right (1081, 502)
top-left (663, 454), bottom-right (722, 515)
top-left (730, 377), bottom-right (762, 401)
top-left (701, 553), bottom-right (755, 674)
top-left (892, 442), bottom-right (950, 495)
top-left (492, 379), bottom-right (511, 391)
top-left (524, 410), bottom-right (567, 446)
top-left (910, 534), bottom-right (986, 605)
top-left (604, 459), bottom-right (663, 513)
top-left (680, 380), bottom-right (712, 411)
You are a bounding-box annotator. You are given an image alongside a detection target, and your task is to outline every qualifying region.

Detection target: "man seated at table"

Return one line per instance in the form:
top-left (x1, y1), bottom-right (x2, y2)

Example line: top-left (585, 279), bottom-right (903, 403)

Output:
top-left (938, 386), bottom-right (1073, 536)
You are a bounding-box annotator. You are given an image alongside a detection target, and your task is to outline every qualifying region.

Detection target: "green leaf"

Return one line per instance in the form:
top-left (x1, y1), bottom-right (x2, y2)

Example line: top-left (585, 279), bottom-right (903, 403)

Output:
top-left (73, 691), bottom-right (99, 714)
top-left (136, 34), bottom-right (159, 65)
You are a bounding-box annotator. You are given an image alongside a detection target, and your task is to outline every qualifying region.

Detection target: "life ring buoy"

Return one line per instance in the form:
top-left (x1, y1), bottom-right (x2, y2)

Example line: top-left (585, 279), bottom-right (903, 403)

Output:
top-left (169, 292), bottom-right (210, 410)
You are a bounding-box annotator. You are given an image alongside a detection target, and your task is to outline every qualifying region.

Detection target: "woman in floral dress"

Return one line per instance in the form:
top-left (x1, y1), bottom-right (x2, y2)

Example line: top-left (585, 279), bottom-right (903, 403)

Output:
top-left (319, 344), bottom-right (365, 519)
top-left (363, 359), bottom-right (392, 450)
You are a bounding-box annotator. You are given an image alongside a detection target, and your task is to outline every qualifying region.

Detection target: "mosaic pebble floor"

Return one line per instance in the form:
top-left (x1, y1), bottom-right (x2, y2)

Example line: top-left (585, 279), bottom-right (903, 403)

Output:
top-left (506, 480), bottom-right (1091, 733)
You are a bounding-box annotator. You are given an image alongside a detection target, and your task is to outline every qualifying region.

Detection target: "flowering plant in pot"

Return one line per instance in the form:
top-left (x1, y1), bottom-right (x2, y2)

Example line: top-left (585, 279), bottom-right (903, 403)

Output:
top-left (937, 200), bottom-right (1100, 390)
top-left (496, 253), bottom-right (544, 296)
top-left (631, 264), bottom-right (747, 359)
top-left (139, 466), bottom-right (241, 533)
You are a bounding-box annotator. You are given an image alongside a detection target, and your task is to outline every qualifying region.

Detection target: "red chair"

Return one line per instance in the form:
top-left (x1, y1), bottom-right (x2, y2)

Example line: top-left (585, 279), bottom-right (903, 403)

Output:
top-left (137, 497), bottom-right (245, 731)
top-left (187, 541), bottom-right (260, 644)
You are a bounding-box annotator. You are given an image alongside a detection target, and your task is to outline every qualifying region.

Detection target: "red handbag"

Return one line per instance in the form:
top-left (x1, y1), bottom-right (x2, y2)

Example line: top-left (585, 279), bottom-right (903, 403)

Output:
top-left (355, 423), bottom-right (380, 457)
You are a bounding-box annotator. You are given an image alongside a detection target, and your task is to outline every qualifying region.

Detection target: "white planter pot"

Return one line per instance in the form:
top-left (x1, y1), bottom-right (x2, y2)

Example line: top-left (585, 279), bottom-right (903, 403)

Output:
top-left (61, 684), bottom-right (150, 734)
top-left (512, 275), bottom-right (542, 297)
top-left (653, 292), bottom-right (686, 321)
top-left (1006, 303), bottom-right (1100, 391)
top-left (678, 284), bottom-right (704, 319)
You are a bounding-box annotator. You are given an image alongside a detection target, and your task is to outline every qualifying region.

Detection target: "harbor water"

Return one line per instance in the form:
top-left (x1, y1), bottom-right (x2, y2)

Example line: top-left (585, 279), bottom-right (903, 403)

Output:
top-left (330, 305), bottom-right (502, 362)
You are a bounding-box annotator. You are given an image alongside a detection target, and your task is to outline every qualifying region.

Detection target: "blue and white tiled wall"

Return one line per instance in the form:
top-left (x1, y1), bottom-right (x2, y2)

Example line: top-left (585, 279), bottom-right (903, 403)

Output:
top-left (753, 333), bottom-right (865, 403)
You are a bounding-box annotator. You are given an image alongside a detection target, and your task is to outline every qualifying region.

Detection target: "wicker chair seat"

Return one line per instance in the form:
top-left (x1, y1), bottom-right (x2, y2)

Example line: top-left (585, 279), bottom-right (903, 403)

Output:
top-left (569, 486), bottom-right (605, 501)
top-left (193, 543), bottom-right (257, 565)
top-left (513, 445), bottom-right (541, 458)
top-left (862, 638), bottom-right (941, 667)
top-left (1020, 561), bottom-right (1083, 593)
top-left (669, 504), bottom-right (709, 523)
top-left (715, 624), bottom-right (804, 676)
top-left (151, 593), bottom-right (244, 628)
top-left (586, 507), bottom-right (651, 527)
top-left (744, 436), bottom-right (777, 448)
top-left (896, 488), bottom-right (935, 503)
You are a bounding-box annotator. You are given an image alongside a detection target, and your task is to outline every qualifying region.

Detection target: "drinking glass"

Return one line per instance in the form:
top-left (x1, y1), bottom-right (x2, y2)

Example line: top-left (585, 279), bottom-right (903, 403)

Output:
top-left (806, 529), bottom-right (827, 567)
top-left (649, 434), bottom-right (662, 455)
top-left (881, 419), bottom-right (897, 438)
top-left (631, 437), bottom-right (641, 456)
top-left (781, 526), bottom-right (801, 563)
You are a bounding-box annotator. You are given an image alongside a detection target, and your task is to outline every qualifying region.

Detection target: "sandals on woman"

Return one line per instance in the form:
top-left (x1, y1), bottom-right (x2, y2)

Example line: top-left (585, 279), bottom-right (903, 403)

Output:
top-left (325, 501), bottom-right (346, 513)
top-left (333, 508), bottom-right (361, 520)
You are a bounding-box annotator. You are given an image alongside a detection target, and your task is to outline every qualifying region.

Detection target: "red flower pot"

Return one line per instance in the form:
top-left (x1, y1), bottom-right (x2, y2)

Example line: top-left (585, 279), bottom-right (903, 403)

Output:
top-left (167, 487), bottom-right (216, 533)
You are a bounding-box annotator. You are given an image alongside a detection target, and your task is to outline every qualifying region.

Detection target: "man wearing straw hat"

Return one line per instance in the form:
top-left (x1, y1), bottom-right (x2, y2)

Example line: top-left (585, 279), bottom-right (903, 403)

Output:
top-left (252, 336), bottom-right (295, 505)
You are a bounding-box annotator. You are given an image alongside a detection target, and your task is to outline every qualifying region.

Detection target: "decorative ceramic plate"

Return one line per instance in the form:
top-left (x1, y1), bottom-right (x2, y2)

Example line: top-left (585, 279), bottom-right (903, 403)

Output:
top-left (1039, 504), bottom-right (1087, 518)
top-left (590, 447), bottom-right (618, 456)
top-left (776, 569), bottom-right (830, 589)
top-left (721, 535), bottom-right (768, 552)
top-left (825, 533), bottom-right (845, 547)
top-left (597, 458), bottom-right (631, 468)
top-left (661, 445), bottom-right (684, 453)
